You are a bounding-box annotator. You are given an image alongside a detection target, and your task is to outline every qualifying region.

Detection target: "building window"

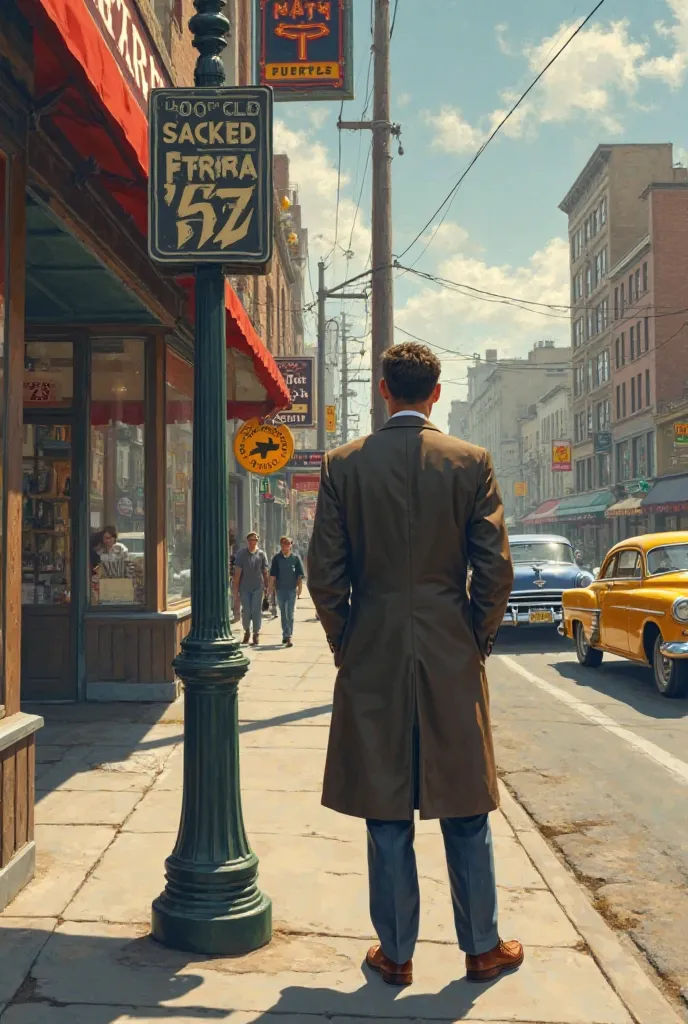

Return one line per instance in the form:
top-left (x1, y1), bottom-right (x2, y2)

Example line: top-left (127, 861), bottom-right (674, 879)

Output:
top-left (647, 431), bottom-right (655, 477)
top-left (587, 359), bottom-right (594, 392)
top-left (599, 197), bottom-right (607, 225)
top-left (615, 336), bottom-right (621, 369)
top-left (571, 228), bottom-right (582, 262)
top-left (628, 273), bottom-right (634, 303)
top-left (597, 452), bottom-right (610, 487)
top-left (586, 458), bottom-right (593, 490)
top-left (585, 264), bottom-right (593, 296)
top-left (586, 310), bottom-right (595, 339)
top-left (635, 268), bottom-right (641, 298)
top-left (573, 317), bottom-right (584, 348)
top-left (619, 282), bottom-right (625, 315)
top-left (638, 372), bottom-right (643, 409)
top-left (587, 404), bottom-right (594, 436)
top-left (645, 369), bottom-right (651, 408)
top-left (630, 325), bottom-right (635, 361)
top-left (574, 364), bottom-right (584, 397)
top-left (642, 261), bottom-right (648, 293)
top-left (90, 340), bottom-right (146, 606)
top-left (631, 376), bottom-right (636, 413)
top-left (576, 460), bottom-right (585, 492)
top-left (616, 385), bottom-right (621, 421)
top-left (572, 273), bottom-right (582, 301)
top-left (644, 316), bottom-right (649, 351)
top-left (622, 381), bottom-right (627, 418)
top-left (594, 247), bottom-right (607, 287)
top-left (166, 350), bottom-right (193, 606)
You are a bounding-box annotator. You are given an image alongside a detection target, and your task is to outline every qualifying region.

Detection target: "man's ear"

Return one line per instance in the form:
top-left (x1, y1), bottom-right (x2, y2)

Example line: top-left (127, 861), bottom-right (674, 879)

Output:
top-left (380, 378), bottom-right (390, 401)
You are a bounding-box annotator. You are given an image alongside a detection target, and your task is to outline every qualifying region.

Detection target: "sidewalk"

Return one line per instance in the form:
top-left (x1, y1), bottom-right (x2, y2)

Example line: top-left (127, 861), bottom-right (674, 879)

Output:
top-left (0, 597), bottom-right (683, 1023)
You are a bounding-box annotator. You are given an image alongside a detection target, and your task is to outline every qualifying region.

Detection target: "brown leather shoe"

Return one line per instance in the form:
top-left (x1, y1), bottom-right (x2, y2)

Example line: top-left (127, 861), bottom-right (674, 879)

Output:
top-left (466, 939), bottom-right (524, 982)
top-left (365, 944), bottom-right (413, 986)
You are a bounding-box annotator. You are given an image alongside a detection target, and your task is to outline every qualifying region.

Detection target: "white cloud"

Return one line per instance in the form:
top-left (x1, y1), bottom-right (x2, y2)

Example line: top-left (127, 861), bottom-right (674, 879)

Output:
top-left (273, 119), bottom-right (371, 274)
top-left (420, 221), bottom-right (471, 254)
top-left (642, 0), bottom-right (688, 86)
top-left (426, 106), bottom-right (484, 154)
top-left (397, 92), bottom-right (412, 108)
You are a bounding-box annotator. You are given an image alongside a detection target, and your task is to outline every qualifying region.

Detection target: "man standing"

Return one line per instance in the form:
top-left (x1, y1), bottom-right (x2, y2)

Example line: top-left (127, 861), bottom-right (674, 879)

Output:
top-left (233, 531), bottom-right (269, 646)
top-left (308, 342), bottom-right (520, 987)
top-left (269, 536), bottom-right (305, 647)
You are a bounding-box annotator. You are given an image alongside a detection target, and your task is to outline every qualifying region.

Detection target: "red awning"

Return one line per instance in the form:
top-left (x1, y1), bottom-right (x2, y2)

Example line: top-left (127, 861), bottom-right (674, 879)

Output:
top-left (21, 0), bottom-right (289, 420)
top-left (520, 498), bottom-right (561, 525)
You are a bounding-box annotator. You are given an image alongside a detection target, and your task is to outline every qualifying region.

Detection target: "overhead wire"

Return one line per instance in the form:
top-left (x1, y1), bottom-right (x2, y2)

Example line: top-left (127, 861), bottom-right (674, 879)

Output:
top-left (395, 0), bottom-right (608, 269)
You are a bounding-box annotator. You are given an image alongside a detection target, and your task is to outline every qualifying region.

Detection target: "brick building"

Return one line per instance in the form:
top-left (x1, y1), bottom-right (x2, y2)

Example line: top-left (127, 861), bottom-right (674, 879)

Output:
top-left (559, 144), bottom-right (687, 560)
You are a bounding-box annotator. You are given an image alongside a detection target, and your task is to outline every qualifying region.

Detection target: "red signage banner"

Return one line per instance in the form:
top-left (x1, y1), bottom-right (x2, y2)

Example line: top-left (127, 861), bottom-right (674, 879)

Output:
top-left (291, 473), bottom-right (320, 492)
top-left (552, 440), bottom-right (572, 473)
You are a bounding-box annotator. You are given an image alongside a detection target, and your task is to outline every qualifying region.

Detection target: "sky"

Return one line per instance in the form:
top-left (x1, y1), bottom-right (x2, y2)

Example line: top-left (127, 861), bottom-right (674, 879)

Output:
top-left (272, 0), bottom-right (688, 433)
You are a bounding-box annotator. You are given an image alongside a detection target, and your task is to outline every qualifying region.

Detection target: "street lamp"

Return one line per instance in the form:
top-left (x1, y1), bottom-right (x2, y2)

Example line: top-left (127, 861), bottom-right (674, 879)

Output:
top-left (151, 0), bottom-right (272, 955)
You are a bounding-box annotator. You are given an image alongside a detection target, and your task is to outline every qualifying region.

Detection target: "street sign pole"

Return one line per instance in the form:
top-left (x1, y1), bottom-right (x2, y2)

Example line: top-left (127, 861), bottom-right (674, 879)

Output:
top-left (151, 0), bottom-right (272, 955)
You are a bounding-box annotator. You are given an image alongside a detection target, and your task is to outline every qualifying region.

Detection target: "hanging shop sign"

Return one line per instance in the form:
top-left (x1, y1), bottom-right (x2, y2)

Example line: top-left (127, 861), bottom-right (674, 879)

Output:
top-left (234, 417), bottom-right (295, 475)
top-left (551, 441), bottom-right (572, 473)
top-left (273, 357), bottom-right (315, 426)
top-left (674, 423), bottom-right (688, 446)
top-left (86, 0), bottom-right (169, 113)
top-left (289, 450), bottom-right (324, 469)
top-left (291, 473), bottom-right (320, 493)
top-left (256, 0), bottom-right (354, 102)
top-left (594, 431), bottom-right (613, 454)
top-left (149, 87), bottom-right (274, 269)
top-left (326, 405), bottom-right (337, 433)
top-left (514, 482), bottom-right (528, 498)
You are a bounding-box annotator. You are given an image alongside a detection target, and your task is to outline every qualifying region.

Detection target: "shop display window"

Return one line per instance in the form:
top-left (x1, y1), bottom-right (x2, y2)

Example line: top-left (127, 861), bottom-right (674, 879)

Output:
top-left (90, 340), bottom-right (146, 606)
top-left (166, 349), bottom-right (193, 605)
top-left (22, 424), bottom-right (73, 606)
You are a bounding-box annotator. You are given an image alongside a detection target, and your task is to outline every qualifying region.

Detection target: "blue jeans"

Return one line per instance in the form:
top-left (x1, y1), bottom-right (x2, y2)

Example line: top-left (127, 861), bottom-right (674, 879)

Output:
top-left (277, 589), bottom-right (297, 639)
top-left (366, 814), bottom-right (499, 963)
top-left (240, 588), bottom-right (263, 634)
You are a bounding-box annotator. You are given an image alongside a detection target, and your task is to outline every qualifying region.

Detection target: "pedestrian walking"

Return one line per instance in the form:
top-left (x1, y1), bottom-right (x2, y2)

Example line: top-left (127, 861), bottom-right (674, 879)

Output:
top-left (233, 531), bottom-right (269, 645)
top-left (308, 342), bottom-right (521, 987)
top-left (269, 536), bottom-right (305, 646)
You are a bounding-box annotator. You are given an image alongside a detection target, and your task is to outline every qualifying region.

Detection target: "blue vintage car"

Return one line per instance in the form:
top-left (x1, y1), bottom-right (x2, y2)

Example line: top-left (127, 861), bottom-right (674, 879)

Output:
top-left (503, 534), bottom-right (594, 627)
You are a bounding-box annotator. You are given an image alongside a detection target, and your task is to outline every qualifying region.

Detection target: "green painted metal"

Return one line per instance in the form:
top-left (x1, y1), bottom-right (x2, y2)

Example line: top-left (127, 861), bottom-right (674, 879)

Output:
top-left (150, 0), bottom-right (272, 955)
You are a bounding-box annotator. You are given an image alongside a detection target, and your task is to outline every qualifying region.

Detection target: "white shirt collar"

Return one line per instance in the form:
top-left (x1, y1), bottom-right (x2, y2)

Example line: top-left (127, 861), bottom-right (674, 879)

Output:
top-left (389, 410), bottom-right (427, 421)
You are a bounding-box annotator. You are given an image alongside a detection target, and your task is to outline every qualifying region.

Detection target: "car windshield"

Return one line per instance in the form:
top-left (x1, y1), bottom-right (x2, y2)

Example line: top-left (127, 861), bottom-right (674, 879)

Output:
top-left (647, 544), bottom-right (688, 575)
top-left (510, 542), bottom-right (574, 565)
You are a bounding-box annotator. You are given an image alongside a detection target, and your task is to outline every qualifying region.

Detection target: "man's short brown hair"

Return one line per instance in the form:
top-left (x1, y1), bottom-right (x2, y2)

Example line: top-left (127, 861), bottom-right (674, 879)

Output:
top-left (381, 342), bottom-right (441, 403)
top-left (280, 535), bottom-right (292, 545)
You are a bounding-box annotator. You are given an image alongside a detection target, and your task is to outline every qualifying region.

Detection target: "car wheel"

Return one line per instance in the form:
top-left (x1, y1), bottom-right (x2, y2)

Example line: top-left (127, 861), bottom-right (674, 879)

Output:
top-left (575, 622), bottom-right (603, 668)
top-left (652, 634), bottom-right (688, 698)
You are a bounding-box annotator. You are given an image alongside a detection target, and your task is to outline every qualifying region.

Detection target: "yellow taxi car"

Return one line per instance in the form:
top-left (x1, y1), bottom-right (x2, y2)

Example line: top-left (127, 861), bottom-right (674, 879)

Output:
top-left (560, 533), bottom-right (688, 698)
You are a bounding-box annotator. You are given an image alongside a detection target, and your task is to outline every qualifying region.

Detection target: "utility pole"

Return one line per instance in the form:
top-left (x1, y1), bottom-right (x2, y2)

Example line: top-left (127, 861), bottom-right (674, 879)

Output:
top-left (317, 259), bottom-right (327, 450)
top-left (341, 312), bottom-right (349, 444)
top-left (371, 0), bottom-right (394, 430)
top-left (339, 0), bottom-right (397, 433)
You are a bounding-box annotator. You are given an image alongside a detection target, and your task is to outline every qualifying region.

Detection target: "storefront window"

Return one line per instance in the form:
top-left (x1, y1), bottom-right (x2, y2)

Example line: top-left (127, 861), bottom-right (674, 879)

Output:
top-left (166, 350), bottom-right (193, 605)
top-left (24, 342), bottom-right (73, 408)
top-left (90, 340), bottom-right (146, 606)
top-left (0, 154), bottom-right (7, 700)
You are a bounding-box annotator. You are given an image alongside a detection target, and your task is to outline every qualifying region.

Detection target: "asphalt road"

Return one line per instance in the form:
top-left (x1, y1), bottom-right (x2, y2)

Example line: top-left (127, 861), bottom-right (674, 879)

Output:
top-left (489, 628), bottom-right (688, 1018)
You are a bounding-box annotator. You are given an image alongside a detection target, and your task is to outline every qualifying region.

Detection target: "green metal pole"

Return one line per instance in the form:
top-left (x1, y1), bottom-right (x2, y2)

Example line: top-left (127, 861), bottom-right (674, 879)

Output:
top-left (151, 0), bottom-right (272, 955)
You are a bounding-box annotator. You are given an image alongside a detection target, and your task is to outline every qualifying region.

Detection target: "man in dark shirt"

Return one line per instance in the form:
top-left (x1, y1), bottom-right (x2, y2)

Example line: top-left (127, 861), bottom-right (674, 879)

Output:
top-left (270, 536), bottom-right (305, 647)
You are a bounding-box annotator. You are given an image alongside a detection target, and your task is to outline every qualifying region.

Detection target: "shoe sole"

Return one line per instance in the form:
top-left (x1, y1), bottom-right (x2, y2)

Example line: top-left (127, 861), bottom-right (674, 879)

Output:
top-left (366, 958), bottom-right (413, 987)
top-left (466, 951), bottom-right (524, 983)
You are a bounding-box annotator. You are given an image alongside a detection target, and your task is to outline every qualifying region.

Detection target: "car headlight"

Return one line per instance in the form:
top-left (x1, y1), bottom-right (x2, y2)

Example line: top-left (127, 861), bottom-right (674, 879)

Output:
top-left (671, 598), bottom-right (688, 622)
top-left (576, 572), bottom-right (593, 588)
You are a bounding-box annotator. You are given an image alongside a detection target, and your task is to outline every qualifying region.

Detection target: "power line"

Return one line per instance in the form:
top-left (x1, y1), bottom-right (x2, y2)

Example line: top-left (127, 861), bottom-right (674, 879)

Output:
top-left (390, 0), bottom-right (400, 37)
top-left (395, 0), bottom-right (608, 268)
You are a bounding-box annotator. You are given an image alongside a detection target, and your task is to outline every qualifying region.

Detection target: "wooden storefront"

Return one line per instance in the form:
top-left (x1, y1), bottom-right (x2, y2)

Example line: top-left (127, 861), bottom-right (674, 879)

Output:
top-left (0, 0), bottom-right (288, 909)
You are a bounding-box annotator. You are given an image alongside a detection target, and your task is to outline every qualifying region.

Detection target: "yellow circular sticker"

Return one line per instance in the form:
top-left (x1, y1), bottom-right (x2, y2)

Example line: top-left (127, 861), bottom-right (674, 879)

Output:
top-left (233, 418), bottom-right (295, 476)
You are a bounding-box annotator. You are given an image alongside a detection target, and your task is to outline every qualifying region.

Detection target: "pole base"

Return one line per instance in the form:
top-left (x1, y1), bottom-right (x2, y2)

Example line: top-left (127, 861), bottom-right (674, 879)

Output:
top-left (151, 854), bottom-right (272, 955)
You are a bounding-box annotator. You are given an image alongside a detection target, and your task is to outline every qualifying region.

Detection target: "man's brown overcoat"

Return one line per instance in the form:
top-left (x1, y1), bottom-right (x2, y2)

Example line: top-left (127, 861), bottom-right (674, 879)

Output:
top-left (307, 417), bottom-right (513, 820)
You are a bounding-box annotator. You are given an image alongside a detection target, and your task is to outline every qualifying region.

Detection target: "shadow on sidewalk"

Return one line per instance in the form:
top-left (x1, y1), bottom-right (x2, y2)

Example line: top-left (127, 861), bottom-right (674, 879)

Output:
top-left (3, 923), bottom-right (489, 1021)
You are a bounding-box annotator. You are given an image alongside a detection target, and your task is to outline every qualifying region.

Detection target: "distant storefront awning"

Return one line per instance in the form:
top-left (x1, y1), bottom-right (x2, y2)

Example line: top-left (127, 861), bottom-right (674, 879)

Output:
top-left (641, 474), bottom-right (688, 514)
top-left (556, 490), bottom-right (614, 522)
top-left (605, 496), bottom-right (647, 518)
top-left (22, 0), bottom-right (290, 421)
top-left (520, 498), bottom-right (561, 526)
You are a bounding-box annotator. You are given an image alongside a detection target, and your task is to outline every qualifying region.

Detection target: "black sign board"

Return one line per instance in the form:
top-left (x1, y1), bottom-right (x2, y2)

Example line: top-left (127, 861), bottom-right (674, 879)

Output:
top-left (594, 431), bottom-right (612, 454)
top-left (289, 450), bottom-right (324, 469)
top-left (149, 87), bottom-right (273, 268)
top-left (273, 357), bottom-right (315, 426)
top-left (256, 0), bottom-right (354, 102)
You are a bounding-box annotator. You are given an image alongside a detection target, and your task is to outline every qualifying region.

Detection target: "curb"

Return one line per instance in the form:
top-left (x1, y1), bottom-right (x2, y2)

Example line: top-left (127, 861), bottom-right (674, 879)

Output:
top-left (498, 780), bottom-right (684, 1024)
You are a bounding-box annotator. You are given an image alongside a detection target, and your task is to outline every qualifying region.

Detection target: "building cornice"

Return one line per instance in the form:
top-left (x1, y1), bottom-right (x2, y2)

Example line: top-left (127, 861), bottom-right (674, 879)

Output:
top-left (559, 146), bottom-right (612, 215)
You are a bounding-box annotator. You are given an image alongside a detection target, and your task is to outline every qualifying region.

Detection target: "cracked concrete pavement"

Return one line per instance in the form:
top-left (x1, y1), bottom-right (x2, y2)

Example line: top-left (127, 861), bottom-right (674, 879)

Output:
top-left (0, 599), bottom-right (682, 1023)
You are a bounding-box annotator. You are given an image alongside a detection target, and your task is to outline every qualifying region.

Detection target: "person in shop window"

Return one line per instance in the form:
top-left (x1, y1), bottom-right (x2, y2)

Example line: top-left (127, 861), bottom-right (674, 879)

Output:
top-left (94, 526), bottom-right (129, 571)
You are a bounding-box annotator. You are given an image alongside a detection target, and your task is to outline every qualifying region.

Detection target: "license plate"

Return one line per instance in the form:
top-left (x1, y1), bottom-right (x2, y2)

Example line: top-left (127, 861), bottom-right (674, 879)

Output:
top-left (529, 610), bottom-right (553, 624)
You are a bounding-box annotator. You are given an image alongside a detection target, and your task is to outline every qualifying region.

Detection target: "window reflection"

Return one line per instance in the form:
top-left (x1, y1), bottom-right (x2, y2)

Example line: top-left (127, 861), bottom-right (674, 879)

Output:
top-left (90, 340), bottom-right (146, 605)
top-left (166, 350), bottom-right (193, 604)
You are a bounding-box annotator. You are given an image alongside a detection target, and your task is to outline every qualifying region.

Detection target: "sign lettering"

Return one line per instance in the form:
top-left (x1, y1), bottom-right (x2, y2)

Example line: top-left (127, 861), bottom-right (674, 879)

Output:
top-left (149, 88), bottom-right (273, 267)
top-left (273, 357), bottom-right (315, 426)
top-left (257, 0), bottom-right (354, 101)
top-left (87, 0), bottom-right (170, 112)
top-left (551, 440), bottom-right (572, 473)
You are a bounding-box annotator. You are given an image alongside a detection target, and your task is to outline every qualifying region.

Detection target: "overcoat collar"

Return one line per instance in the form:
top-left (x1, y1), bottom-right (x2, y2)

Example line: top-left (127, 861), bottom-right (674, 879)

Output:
top-left (379, 415), bottom-right (442, 432)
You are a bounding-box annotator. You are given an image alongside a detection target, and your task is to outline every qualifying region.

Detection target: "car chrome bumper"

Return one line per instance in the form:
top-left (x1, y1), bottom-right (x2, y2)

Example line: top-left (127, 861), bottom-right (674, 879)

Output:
top-left (659, 641), bottom-right (688, 659)
top-left (501, 608), bottom-right (563, 626)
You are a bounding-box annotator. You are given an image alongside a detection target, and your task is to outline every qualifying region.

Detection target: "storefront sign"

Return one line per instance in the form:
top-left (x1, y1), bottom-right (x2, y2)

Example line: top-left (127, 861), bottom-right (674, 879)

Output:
top-left (233, 417), bottom-right (294, 475)
top-left (87, 0), bottom-right (169, 112)
top-left (674, 423), bottom-right (688, 445)
top-left (650, 502), bottom-right (688, 514)
top-left (551, 441), bottom-right (572, 473)
top-left (23, 380), bottom-right (57, 404)
top-left (289, 449), bottom-right (324, 468)
top-left (514, 482), bottom-right (528, 498)
top-left (257, 0), bottom-right (354, 101)
top-left (149, 87), bottom-right (274, 268)
top-left (594, 431), bottom-right (613, 454)
top-left (291, 473), bottom-right (320, 493)
top-left (326, 405), bottom-right (337, 433)
top-left (273, 357), bottom-right (315, 426)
